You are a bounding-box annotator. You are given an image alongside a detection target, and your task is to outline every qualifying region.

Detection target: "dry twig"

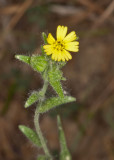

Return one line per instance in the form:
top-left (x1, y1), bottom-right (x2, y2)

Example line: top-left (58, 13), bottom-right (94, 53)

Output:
top-left (92, 0), bottom-right (114, 28)
top-left (5, 0), bottom-right (33, 31)
top-left (0, 0), bottom-right (33, 59)
top-left (91, 75), bottom-right (114, 113)
top-left (0, 5), bottom-right (20, 15)
top-left (77, 0), bottom-right (104, 14)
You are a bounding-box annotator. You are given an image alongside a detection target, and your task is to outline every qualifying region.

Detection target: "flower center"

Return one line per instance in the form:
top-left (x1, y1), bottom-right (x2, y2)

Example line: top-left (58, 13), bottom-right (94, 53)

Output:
top-left (53, 41), bottom-right (65, 51)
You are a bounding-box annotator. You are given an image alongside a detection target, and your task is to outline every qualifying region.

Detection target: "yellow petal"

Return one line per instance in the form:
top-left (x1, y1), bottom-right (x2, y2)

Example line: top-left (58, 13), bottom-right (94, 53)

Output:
top-left (61, 56), bottom-right (65, 61)
top-left (62, 51), bottom-right (69, 61)
top-left (45, 51), bottom-right (52, 55)
top-left (43, 45), bottom-right (52, 55)
top-left (51, 53), bottom-right (56, 61)
top-left (57, 50), bottom-right (62, 61)
top-left (47, 33), bottom-right (55, 44)
top-left (43, 44), bottom-right (51, 49)
top-left (65, 41), bottom-right (79, 52)
top-left (54, 49), bottom-right (61, 61)
top-left (56, 25), bottom-right (68, 41)
top-left (60, 50), bottom-right (67, 61)
top-left (63, 31), bottom-right (76, 42)
top-left (63, 49), bottom-right (72, 60)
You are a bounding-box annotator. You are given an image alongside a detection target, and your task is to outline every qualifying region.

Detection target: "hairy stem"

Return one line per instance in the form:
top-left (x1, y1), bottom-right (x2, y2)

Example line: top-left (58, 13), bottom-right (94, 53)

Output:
top-left (34, 107), bottom-right (52, 159)
top-left (34, 79), bottom-right (53, 159)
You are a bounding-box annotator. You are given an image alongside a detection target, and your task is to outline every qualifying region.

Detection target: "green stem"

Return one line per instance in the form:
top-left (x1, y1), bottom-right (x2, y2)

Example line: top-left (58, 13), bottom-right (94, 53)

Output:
top-left (34, 79), bottom-right (53, 159)
top-left (41, 80), bottom-right (48, 95)
top-left (34, 107), bottom-right (52, 159)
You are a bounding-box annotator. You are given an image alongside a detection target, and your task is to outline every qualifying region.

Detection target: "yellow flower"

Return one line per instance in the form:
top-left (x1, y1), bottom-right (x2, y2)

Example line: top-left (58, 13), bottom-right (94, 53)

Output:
top-left (43, 25), bottom-right (79, 61)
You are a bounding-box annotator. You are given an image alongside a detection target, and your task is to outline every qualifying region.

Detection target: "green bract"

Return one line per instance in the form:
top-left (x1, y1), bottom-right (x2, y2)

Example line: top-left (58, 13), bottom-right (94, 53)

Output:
top-left (58, 61), bottom-right (66, 69)
top-left (42, 32), bottom-right (48, 44)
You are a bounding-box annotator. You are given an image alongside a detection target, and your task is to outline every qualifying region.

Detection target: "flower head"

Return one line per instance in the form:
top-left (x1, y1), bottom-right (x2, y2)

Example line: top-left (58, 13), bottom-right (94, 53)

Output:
top-left (43, 25), bottom-right (79, 61)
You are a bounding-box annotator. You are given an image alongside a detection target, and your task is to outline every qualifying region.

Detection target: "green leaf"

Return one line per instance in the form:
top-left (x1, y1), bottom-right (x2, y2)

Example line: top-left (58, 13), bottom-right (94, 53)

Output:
top-left (57, 115), bottom-right (71, 160)
top-left (48, 68), bottom-right (64, 98)
top-left (19, 125), bottom-right (41, 147)
top-left (25, 91), bottom-right (39, 108)
top-left (25, 89), bottom-right (47, 108)
top-left (15, 55), bottom-right (30, 64)
top-left (30, 55), bottom-right (48, 72)
top-left (37, 155), bottom-right (47, 160)
top-left (38, 96), bottom-right (76, 113)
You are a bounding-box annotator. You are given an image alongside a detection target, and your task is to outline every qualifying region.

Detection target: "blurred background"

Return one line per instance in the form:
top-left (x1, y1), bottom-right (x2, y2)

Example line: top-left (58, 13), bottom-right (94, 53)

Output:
top-left (0, 0), bottom-right (114, 160)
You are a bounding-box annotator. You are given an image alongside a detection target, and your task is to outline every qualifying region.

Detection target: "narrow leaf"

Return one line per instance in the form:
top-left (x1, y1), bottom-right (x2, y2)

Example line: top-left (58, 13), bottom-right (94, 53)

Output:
top-left (15, 55), bottom-right (30, 64)
top-left (19, 125), bottom-right (41, 147)
top-left (48, 68), bottom-right (64, 98)
top-left (50, 81), bottom-right (64, 98)
top-left (25, 91), bottom-right (39, 108)
top-left (38, 96), bottom-right (76, 113)
top-left (57, 115), bottom-right (71, 160)
top-left (30, 55), bottom-right (48, 72)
